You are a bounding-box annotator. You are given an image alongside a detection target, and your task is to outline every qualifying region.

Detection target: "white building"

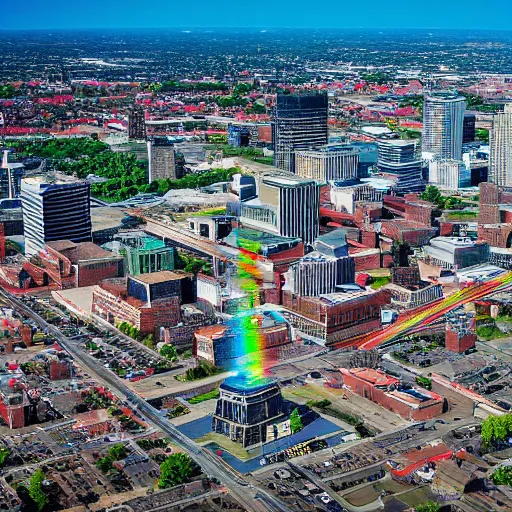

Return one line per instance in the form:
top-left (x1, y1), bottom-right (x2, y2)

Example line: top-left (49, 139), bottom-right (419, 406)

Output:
top-left (489, 103), bottom-right (512, 186)
top-left (428, 159), bottom-right (470, 190)
top-left (423, 93), bottom-right (466, 160)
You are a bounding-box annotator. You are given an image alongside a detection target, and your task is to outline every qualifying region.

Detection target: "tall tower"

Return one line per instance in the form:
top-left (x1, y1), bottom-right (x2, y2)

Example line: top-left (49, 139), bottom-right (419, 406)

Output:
top-left (377, 139), bottom-right (424, 193)
top-left (489, 103), bottom-right (512, 186)
top-left (147, 137), bottom-right (177, 182)
top-left (422, 93), bottom-right (466, 160)
top-left (21, 178), bottom-right (92, 257)
top-left (128, 107), bottom-right (146, 140)
top-left (272, 91), bottom-right (329, 173)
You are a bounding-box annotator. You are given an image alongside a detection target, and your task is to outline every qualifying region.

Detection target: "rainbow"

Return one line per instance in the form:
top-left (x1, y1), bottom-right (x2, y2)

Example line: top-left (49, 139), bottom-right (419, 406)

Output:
top-left (228, 235), bottom-right (270, 379)
top-left (358, 272), bottom-right (512, 350)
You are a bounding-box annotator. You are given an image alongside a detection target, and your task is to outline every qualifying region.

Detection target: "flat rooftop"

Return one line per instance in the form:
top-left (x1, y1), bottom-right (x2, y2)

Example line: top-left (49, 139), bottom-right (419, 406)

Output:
top-left (130, 270), bottom-right (190, 284)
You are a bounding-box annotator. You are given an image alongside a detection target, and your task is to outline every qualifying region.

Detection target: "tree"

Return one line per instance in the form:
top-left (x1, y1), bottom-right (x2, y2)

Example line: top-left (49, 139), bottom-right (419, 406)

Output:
top-left (29, 469), bottom-right (49, 512)
top-left (160, 344), bottom-right (178, 362)
top-left (142, 334), bottom-right (155, 349)
top-left (420, 185), bottom-right (444, 208)
top-left (491, 466), bottom-right (512, 487)
top-left (416, 501), bottom-right (440, 512)
top-left (290, 408), bottom-right (303, 434)
top-left (158, 453), bottom-right (200, 488)
top-left (108, 443), bottom-right (127, 460)
top-left (0, 447), bottom-right (10, 466)
top-left (96, 456), bottom-right (114, 473)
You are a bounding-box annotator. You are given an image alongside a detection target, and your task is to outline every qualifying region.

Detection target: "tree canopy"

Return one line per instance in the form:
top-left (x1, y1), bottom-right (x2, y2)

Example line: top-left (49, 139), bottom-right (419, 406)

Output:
top-left (290, 408), bottom-right (303, 434)
top-left (28, 469), bottom-right (49, 512)
top-left (158, 453), bottom-right (200, 488)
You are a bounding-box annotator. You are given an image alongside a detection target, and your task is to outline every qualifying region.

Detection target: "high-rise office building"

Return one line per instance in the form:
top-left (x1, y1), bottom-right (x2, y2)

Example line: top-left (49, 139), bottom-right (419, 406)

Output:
top-left (422, 93), bottom-right (466, 160)
top-left (147, 137), bottom-right (178, 182)
top-left (240, 174), bottom-right (320, 246)
top-left (128, 107), bottom-right (146, 140)
top-left (21, 178), bottom-right (92, 257)
top-left (272, 92), bottom-right (329, 173)
top-left (377, 139), bottom-right (424, 193)
top-left (489, 103), bottom-right (512, 186)
top-left (463, 113), bottom-right (476, 143)
top-left (295, 145), bottom-right (359, 182)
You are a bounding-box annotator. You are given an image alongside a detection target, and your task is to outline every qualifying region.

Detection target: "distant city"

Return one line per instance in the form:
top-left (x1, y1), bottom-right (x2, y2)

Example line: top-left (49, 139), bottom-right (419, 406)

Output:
top-left (1, 26), bottom-right (512, 512)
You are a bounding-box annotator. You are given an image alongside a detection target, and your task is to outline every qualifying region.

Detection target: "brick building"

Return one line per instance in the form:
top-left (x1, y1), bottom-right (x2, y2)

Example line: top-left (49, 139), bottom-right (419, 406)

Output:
top-left (47, 240), bottom-right (124, 287)
top-left (478, 182), bottom-right (512, 248)
top-left (91, 278), bottom-right (181, 336)
top-left (282, 286), bottom-right (390, 345)
top-left (445, 309), bottom-right (477, 353)
top-left (340, 367), bottom-right (444, 421)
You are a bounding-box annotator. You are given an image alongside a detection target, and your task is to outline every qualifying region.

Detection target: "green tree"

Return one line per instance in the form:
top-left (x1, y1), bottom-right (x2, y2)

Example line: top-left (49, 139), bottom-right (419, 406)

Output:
top-left (28, 469), bottom-right (49, 512)
top-left (290, 408), bottom-right (303, 434)
top-left (96, 455), bottom-right (114, 473)
top-left (491, 466), bottom-right (512, 487)
top-left (0, 84), bottom-right (16, 99)
top-left (420, 185), bottom-right (444, 208)
top-left (160, 344), bottom-right (178, 362)
top-left (158, 453), bottom-right (200, 488)
top-left (142, 334), bottom-right (155, 349)
top-left (0, 447), bottom-right (11, 466)
top-left (416, 501), bottom-right (440, 512)
top-left (108, 443), bottom-right (127, 460)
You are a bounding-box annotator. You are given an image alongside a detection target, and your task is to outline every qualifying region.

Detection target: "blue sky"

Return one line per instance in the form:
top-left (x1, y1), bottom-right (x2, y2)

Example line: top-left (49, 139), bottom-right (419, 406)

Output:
top-left (2, 0), bottom-right (512, 30)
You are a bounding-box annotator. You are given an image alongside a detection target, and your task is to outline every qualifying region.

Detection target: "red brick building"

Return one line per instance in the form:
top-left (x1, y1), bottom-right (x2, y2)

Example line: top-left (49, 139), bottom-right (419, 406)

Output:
top-left (445, 310), bottom-right (476, 353)
top-left (478, 182), bottom-right (512, 248)
top-left (92, 278), bottom-right (181, 336)
top-left (282, 287), bottom-right (390, 345)
top-left (340, 367), bottom-right (444, 421)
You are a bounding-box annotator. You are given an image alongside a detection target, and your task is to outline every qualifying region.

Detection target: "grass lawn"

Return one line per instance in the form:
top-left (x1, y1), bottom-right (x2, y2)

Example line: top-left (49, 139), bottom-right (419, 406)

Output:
top-left (195, 432), bottom-right (252, 460)
top-left (188, 389), bottom-right (220, 404)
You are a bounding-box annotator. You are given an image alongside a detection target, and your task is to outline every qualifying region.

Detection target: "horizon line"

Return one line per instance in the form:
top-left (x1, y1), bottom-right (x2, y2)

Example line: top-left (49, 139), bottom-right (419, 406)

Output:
top-left (2, 25), bottom-right (512, 32)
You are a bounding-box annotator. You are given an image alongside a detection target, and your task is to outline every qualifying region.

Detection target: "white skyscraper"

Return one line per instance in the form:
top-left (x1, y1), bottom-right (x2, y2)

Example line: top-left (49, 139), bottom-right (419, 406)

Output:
top-left (423, 93), bottom-right (466, 160)
top-left (489, 103), bottom-right (512, 186)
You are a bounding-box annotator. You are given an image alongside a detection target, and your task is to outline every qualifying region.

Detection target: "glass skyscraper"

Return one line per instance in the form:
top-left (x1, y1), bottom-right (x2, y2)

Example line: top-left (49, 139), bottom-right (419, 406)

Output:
top-left (422, 93), bottom-right (466, 160)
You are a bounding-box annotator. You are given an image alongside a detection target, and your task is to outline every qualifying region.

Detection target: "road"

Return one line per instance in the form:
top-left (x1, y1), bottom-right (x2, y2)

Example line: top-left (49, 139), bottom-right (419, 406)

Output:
top-left (1, 290), bottom-right (289, 512)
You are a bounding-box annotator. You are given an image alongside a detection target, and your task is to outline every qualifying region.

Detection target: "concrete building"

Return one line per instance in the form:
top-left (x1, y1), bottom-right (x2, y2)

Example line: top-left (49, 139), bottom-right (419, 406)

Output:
top-left (428, 159), bottom-right (471, 190)
top-left (127, 270), bottom-right (195, 307)
top-left (295, 145), bottom-right (359, 182)
top-left (240, 174), bottom-right (320, 247)
top-left (489, 103), bottom-right (512, 186)
top-left (340, 367), bottom-right (444, 421)
top-left (21, 177), bottom-right (92, 257)
top-left (283, 229), bottom-right (355, 296)
top-left (377, 139), bottom-right (424, 193)
top-left (147, 137), bottom-right (177, 182)
top-left (425, 237), bottom-right (489, 269)
top-left (329, 183), bottom-right (383, 215)
top-left (423, 93), bottom-right (466, 160)
top-left (385, 282), bottom-right (443, 311)
top-left (272, 91), bottom-right (329, 173)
